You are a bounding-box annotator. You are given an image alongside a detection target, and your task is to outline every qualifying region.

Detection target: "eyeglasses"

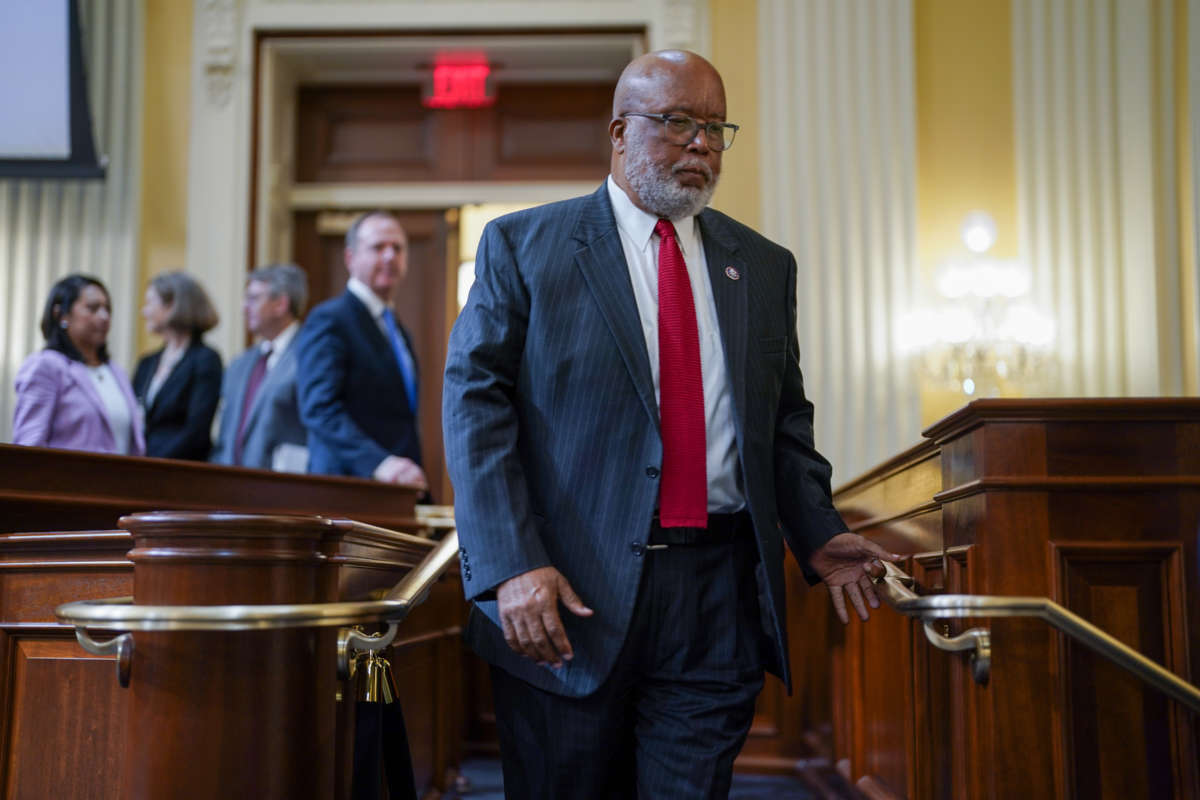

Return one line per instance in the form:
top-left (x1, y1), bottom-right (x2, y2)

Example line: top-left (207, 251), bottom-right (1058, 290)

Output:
top-left (621, 112), bottom-right (740, 151)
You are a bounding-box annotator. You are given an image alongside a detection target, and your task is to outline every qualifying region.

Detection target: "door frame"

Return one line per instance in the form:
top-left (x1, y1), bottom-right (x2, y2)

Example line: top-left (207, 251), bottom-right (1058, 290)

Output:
top-left (185, 1), bottom-right (711, 361)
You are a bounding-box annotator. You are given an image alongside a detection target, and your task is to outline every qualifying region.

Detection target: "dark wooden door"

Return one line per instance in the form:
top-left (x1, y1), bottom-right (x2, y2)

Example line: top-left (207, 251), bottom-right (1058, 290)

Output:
top-left (293, 209), bottom-right (458, 504)
top-left (289, 78), bottom-right (611, 508)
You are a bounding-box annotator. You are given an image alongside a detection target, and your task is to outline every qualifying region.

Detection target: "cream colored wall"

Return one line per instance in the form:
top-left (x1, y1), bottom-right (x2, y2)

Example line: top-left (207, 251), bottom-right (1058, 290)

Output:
top-left (708, 0), bottom-right (1015, 425)
top-left (141, 1), bottom-right (1195, 411)
top-left (915, 1), bottom-right (1017, 264)
top-left (708, 0), bottom-right (761, 231)
top-left (709, 0), bottom-right (1018, 286)
top-left (136, 1), bottom-right (192, 355)
top-left (914, 0), bottom-right (1018, 424)
top-left (1175, 0), bottom-right (1198, 394)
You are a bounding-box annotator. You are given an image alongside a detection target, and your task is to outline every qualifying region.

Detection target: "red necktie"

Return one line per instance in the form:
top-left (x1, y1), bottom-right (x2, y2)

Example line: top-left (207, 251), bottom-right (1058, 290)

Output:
top-left (233, 347), bottom-right (270, 465)
top-left (655, 219), bottom-right (708, 528)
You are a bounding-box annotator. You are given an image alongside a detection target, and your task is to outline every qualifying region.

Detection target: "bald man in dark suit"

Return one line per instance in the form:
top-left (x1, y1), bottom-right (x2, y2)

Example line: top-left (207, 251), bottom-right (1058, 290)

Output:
top-left (444, 50), bottom-right (899, 799)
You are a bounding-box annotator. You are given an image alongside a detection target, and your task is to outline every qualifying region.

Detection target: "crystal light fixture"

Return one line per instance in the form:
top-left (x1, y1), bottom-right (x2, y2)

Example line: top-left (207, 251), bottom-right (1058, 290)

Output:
top-left (900, 213), bottom-right (1057, 397)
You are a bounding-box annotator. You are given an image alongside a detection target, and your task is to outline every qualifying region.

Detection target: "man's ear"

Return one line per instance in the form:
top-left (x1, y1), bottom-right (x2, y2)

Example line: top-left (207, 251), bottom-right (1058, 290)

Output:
top-left (608, 118), bottom-right (626, 153)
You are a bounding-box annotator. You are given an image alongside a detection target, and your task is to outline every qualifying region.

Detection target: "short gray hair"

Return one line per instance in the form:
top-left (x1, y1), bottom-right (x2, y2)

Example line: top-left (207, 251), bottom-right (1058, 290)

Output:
top-left (247, 263), bottom-right (309, 318)
top-left (344, 210), bottom-right (400, 251)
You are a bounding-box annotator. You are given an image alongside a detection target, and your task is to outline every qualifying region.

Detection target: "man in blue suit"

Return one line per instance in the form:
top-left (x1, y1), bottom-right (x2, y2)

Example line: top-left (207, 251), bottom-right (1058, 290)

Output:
top-left (211, 263), bottom-right (309, 471)
top-left (444, 51), bottom-right (900, 798)
top-left (297, 212), bottom-right (425, 487)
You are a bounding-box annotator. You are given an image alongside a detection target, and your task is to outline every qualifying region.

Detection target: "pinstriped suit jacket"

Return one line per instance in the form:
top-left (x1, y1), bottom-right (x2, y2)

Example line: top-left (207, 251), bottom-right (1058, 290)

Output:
top-left (210, 343), bottom-right (307, 470)
top-left (443, 184), bottom-right (847, 698)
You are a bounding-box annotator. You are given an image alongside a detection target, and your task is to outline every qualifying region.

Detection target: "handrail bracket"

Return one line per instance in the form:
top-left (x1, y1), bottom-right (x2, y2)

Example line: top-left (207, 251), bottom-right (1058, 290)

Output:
top-left (922, 621), bottom-right (991, 685)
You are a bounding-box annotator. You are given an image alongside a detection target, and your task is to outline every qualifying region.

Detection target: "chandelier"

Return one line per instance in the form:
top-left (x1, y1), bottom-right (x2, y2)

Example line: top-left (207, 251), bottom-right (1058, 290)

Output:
top-left (899, 213), bottom-right (1057, 397)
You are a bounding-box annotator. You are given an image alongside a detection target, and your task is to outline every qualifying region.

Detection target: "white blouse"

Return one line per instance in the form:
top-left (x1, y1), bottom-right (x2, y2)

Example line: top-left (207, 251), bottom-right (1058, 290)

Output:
top-left (87, 364), bottom-right (132, 454)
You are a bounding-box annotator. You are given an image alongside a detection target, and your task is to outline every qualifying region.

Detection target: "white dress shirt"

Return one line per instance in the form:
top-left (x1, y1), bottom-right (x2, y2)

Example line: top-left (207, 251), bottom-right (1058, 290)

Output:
top-left (263, 320), bottom-right (299, 370)
top-left (606, 175), bottom-right (745, 512)
top-left (347, 277), bottom-right (390, 336)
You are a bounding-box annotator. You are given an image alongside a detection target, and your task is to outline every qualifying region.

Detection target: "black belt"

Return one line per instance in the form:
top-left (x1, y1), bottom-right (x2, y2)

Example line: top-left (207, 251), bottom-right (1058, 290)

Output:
top-left (648, 510), bottom-right (751, 547)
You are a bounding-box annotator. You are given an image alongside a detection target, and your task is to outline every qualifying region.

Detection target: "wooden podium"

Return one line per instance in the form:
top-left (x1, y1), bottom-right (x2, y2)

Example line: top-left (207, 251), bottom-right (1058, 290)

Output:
top-left (827, 399), bottom-right (1199, 798)
top-left (0, 445), bottom-right (465, 799)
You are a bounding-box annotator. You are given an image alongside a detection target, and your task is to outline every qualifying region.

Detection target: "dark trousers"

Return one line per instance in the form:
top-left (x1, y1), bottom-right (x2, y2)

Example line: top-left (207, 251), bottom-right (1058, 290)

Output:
top-left (490, 533), bottom-right (767, 799)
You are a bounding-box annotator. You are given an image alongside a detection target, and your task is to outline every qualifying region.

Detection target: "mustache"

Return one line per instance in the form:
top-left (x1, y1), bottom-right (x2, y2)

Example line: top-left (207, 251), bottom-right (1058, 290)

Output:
top-left (672, 160), bottom-right (713, 181)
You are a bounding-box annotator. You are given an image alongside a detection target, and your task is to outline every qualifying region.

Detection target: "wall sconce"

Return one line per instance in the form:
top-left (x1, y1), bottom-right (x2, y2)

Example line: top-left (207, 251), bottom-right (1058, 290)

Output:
top-left (900, 212), bottom-right (1057, 397)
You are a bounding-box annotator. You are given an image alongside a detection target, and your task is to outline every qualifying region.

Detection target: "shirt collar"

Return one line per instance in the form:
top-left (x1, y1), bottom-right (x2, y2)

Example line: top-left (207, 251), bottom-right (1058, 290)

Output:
top-left (605, 175), bottom-right (699, 256)
top-left (347, 277), bottom-right (388, 319)
top-left (264, 320), bottom-right (299, 355)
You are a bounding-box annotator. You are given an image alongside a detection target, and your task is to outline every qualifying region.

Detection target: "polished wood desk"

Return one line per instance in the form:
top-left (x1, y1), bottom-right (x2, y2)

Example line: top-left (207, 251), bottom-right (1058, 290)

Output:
top-left (0, 445), bottom-right (464, 799)
top-left (825, 399), bottom-right (1199, 799)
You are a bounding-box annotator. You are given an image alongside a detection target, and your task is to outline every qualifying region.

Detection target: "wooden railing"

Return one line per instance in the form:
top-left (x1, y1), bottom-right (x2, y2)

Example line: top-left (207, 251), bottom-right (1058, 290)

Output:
top-left (0, 445), bottom-right (466, 799)
top-left (818, 399), bottom-right (1200, 799)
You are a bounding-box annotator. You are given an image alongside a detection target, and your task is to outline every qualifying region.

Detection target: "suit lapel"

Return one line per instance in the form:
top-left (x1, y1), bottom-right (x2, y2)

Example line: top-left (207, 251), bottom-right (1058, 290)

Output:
top-left (572, 186), bottom-right (659, 429)
top-left (344, 291), bottom-right (404, 380)
top-left (149, 345), bottom-right (193, 417)
top-left (139, 351), bottom-right (162, 412)
top-left (223, 348), bottom-right (256, 439)
top-left (698, 210), bottom-right (748, 449)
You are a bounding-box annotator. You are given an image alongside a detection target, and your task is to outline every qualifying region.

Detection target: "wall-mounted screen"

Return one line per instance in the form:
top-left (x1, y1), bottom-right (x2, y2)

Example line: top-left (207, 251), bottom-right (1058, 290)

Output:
top-left (0, 0), bottom-right (104, 178)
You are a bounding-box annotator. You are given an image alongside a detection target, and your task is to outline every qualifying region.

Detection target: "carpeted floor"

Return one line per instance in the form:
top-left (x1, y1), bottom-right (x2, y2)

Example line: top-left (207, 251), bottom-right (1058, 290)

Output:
top-left (442, 757), bottom-right (815, 799)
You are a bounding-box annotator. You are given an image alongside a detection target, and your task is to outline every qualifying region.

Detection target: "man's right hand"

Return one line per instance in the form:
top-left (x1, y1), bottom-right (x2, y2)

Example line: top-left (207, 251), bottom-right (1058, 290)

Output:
top-left (496, 566), bottom-right (593, 668)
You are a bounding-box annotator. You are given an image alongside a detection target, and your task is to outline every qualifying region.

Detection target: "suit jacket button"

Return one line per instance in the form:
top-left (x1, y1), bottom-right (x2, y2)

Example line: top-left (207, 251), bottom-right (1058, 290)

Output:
top-left (630, 542), bottom-right (645, 557)
top-left (646, 467), bottom-right (660, 478)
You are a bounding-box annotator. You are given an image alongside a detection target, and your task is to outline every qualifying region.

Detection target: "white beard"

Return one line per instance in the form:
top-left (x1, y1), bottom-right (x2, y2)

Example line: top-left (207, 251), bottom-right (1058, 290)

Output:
top-left (623, 147), bottom-right (719, 220)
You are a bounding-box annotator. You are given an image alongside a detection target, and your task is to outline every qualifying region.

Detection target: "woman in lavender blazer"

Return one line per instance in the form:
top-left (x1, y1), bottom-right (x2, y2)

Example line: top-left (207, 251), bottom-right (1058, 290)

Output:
top-left (12, 275), bottom-right (145, 455)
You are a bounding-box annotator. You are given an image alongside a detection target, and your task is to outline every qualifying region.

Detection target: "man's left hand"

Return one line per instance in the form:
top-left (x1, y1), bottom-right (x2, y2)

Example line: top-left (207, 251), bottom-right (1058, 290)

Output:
top-left (808, 533), bottom-right (902, 624)
top-left (373, 455), bottom-right (428, 490)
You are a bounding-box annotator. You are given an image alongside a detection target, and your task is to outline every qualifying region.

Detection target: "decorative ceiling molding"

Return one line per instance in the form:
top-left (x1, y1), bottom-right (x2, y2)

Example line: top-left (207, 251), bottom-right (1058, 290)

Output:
top-left (659, 0), bottom-right (707, 53)
top-left (199, 0), bottom-right (241, 107)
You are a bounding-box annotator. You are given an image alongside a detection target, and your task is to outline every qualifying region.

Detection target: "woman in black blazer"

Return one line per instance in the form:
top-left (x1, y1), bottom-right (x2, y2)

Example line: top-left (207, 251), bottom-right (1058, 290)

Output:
top-left (133, 271), bottom-right (223, 460)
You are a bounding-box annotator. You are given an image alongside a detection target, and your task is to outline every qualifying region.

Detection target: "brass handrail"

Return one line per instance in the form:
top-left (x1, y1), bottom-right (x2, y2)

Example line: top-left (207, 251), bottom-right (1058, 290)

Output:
top-left (873, 561), bottom-right (1200, 713)
top-left (55, 530), bottom-right (459, 632)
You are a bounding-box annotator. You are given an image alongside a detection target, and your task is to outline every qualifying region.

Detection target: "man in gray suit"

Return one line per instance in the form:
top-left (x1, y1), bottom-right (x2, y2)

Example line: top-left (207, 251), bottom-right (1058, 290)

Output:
top-left (211, 263), bottom-right (309, 471)
top-left (444, 51), bottom-right (900, 798)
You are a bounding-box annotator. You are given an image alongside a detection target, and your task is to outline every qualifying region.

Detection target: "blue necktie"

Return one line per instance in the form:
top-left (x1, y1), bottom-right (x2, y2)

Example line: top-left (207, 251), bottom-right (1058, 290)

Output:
top-left (381, 308), bottom-right (418, 414)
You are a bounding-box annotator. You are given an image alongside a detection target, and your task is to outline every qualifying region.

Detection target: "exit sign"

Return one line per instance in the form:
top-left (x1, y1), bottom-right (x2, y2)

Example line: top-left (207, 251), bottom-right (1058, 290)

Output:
top-left (423, 62), bottom-right (495, 109)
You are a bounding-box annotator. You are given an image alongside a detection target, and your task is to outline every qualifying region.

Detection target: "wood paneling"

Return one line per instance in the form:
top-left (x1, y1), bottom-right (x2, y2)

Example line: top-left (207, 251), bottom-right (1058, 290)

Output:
top-left (296, 83), bottom-right (611, 184)
top-left (0, 444), bottom-right (418, 534)
top-left (476, 84), bottom-right (613, 180)
top-left (297, 87), bottom-right (445, 183)
top-left (735, 443), bottom-right (943, 779)
top-left (5, 636), bottom-right (127, 800)
top-left (0, 454), bottom-right (467, 799)
top-left (823, 399), bottom-right (1200, 799)
top-left (1051, 542), bottom-right (1193, 798)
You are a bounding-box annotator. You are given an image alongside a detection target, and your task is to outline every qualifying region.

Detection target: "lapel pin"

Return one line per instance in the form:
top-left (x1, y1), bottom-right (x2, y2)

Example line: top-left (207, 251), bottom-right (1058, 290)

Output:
top-left (724, 266), bottom-right (741, 281)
